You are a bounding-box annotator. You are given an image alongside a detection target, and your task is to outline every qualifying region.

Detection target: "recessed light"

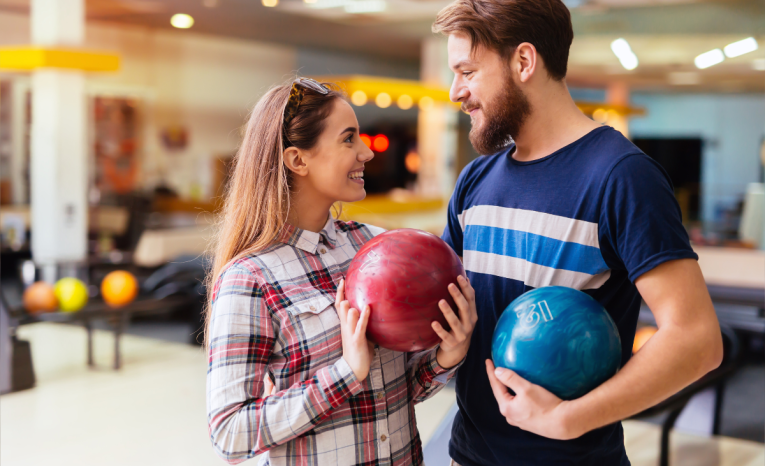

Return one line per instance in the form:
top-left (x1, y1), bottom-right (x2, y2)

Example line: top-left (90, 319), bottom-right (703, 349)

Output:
top-left (724, 37), bottom-right (758, 58)
top-left (262, 0), bottom-right (278, 7)
top-left (170, 14), bottom-right (194, 29)
top-left (345, 0), bottom-right (386, 13)
top-left (753, 59), bottom-right (765, 71)
top-left (694, 49), bottom-right (724, 69)
top-left (610, 38), bottom-right (638, 71)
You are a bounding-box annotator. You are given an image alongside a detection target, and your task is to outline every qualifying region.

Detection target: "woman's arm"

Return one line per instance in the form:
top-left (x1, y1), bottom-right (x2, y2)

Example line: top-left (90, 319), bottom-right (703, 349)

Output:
top-left (206, 265), bottom-right (364, 464)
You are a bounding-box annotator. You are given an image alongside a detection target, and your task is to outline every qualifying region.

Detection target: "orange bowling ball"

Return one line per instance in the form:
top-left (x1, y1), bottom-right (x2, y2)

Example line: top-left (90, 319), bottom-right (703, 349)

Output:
top-left (23, 281), bottom-right (58, 314)
top-left (633, 326), bottom-right (658, 353)
top-left (101, 271), bottom-right (138, 308)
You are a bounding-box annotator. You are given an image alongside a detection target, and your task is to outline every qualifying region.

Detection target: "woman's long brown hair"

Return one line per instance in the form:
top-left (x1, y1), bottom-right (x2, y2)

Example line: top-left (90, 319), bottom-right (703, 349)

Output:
top-left (204, 81), bottom-right (343, 347)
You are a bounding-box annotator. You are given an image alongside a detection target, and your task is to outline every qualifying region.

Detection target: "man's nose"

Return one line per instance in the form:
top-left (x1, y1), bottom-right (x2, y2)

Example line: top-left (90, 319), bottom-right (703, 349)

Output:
top-left (450, 76), bottom-right (468, 103)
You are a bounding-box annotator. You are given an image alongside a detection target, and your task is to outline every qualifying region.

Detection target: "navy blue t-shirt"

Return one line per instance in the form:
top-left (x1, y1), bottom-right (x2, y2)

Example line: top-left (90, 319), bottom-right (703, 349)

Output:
top-left (442, 126), bottom-right (697, 466)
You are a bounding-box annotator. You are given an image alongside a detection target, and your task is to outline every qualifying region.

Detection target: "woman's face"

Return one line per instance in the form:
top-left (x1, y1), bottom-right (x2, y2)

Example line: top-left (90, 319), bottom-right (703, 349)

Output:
top-left (296, 99), bottom-right (374, 203)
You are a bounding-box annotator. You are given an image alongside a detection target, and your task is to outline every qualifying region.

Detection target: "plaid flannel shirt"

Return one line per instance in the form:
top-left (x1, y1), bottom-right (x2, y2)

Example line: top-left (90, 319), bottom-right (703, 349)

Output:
top-left (207, 217), bottom-right (460, 466)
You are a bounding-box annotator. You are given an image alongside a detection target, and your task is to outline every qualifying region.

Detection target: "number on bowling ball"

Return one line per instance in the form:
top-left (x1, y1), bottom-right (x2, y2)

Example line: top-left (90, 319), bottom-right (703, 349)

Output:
top-left (516, 300), bottom-right (554, 329)
top-left (492, 287), bottom-right (621, 400)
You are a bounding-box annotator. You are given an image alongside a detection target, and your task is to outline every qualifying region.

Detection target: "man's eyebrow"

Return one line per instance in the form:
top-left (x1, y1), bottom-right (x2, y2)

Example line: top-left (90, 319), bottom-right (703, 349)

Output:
top-left (452, 59), bottom-right (474, 70)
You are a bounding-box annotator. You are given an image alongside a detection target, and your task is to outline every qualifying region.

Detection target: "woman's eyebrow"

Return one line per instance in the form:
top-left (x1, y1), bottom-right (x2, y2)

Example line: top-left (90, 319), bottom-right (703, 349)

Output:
top-left (340, 127), bottom-right (358, 136)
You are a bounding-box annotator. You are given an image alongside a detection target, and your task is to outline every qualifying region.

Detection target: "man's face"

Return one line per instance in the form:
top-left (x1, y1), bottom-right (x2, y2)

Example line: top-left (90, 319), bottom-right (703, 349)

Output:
top-left (447, 33), bottom-right (531, 155)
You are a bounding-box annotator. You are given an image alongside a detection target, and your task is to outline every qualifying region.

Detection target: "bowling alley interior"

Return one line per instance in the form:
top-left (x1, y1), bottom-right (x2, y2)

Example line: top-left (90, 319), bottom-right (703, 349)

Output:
top-left (0, 0), bottom-right (764, 465)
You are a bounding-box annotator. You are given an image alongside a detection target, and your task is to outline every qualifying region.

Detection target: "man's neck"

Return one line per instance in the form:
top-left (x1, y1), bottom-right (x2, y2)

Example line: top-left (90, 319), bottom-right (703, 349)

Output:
top-left (511, 84), bottom-right (601, 163)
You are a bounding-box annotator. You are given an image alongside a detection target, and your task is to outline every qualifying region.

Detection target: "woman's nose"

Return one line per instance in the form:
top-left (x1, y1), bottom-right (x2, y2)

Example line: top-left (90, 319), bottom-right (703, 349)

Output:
top-left (359, 143), bottom-right (374, 162)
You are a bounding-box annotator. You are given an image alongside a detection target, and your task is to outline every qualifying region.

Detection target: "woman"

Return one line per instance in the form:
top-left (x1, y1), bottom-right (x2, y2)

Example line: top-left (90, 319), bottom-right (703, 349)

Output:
top-left (205, 78), bottom-right (477, 466)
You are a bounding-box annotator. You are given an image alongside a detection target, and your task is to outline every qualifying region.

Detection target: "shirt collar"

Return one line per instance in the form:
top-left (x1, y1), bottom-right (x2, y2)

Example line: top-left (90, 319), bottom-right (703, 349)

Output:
top-left (276, 214), bottom-right (339, 254)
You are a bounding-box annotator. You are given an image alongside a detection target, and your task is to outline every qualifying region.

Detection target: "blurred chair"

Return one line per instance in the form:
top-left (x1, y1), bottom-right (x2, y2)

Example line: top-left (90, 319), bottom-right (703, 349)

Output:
top-left (141, 254), bottom-right (209, 345)
top-left (629, 325), bottom-right (741, 466)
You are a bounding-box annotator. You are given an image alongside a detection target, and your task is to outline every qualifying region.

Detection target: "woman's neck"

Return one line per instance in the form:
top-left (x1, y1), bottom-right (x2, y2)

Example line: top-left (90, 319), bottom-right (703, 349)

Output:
top-left (287, 186), bottom-right (334, 233)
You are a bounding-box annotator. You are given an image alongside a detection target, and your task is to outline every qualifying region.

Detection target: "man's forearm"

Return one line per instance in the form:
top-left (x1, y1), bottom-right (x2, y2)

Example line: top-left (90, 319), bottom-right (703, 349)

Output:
top-left (561, 320), bottom-right (722, 437)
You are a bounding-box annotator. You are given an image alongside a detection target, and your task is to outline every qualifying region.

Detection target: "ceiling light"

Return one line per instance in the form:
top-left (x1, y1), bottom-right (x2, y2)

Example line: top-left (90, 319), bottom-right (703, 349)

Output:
top-left (375, 93), bottom-right (392, 108)
top-left (262, 0), bottom-right (278, 6)
top-left (668, 72), bottom-right (700, 85)
top-left (753, 59), bottom-right (765, 71)
top-left (304, 0), bottom-right (317, 3)
top-left (695, 49), bottom-right (724, 69)
top-left (724, 37), bottom-right (758, 58)
top-left (592, 108), bottom-right (607, 123)
top-left (308, 0), bottom-right (347, 7)
top-left (397, 94), bottom-right (413, 110)
top-left (170, 14), bottom-right (194, 29)
top-left (610, 38), bottom-right (638, 71)
top-left (351, 90), bottom-right (367, 106)
top-left (345, 0), bottom-right (386, 13)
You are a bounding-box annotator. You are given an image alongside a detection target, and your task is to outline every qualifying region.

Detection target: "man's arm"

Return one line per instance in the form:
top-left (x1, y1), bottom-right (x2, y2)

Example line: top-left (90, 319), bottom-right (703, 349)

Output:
top-left (486, 258), bottom-right (723, 440)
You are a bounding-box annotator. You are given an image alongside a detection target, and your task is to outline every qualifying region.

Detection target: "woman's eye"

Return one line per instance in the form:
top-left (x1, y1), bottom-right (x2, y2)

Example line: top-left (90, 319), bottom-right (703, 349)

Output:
top-left (345, 135), bottom-right (353, 143)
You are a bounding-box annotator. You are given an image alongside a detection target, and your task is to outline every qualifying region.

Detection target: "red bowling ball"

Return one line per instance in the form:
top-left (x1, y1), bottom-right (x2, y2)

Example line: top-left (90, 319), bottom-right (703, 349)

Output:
top-left (345, 229), bottom-right (466, 352)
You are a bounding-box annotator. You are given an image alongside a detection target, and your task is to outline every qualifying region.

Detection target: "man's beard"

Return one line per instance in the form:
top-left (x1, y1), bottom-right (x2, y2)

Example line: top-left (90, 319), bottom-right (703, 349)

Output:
top-left (465, 77), bottom-right (531, 155)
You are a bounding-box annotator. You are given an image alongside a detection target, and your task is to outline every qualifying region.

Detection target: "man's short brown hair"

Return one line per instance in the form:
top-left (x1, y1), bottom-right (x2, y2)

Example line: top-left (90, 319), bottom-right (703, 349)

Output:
top-left (432, 0), bottom-right (573, 81)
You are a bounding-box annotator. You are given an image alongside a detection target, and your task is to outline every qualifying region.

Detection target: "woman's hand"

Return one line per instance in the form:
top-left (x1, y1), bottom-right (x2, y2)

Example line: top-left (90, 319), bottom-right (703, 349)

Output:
top-left (432, 275), bottom-right (477, 369)
top-left (335, 279), bottom-right (375, 381)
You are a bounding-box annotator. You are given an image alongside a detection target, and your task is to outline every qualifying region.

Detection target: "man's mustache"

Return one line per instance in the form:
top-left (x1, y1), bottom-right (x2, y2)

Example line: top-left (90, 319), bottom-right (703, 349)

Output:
top-left (461, 101), bottom-right (480, 114)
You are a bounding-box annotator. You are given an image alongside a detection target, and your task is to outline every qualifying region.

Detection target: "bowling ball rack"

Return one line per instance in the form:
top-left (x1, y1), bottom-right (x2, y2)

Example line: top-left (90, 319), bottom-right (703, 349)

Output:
top-left (12, 295), bottom-right (192, 370)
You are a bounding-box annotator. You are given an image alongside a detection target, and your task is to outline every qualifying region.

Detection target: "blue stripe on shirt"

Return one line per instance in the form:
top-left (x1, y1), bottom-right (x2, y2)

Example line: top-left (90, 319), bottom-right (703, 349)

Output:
top-left (463, 224), bottom-right (609, 276)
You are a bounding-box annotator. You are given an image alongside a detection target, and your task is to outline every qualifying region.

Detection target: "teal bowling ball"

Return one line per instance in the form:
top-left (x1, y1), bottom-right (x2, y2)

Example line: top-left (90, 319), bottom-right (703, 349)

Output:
top-left (491, 286), bottom-right (621, 400)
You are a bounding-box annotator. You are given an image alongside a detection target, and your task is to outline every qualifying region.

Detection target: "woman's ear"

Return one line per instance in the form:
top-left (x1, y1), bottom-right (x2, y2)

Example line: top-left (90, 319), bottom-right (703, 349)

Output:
top-left (283, 147), bottom-right (309, 177)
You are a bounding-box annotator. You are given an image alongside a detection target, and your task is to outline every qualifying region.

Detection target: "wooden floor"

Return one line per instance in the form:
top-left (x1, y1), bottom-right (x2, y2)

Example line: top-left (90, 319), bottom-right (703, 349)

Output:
top-left (2, 323), bottom-right (763, 466)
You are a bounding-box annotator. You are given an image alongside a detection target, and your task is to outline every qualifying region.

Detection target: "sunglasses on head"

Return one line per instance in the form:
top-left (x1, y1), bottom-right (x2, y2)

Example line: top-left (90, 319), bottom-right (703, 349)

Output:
top-left (283, 78), bottom-right (330, 126)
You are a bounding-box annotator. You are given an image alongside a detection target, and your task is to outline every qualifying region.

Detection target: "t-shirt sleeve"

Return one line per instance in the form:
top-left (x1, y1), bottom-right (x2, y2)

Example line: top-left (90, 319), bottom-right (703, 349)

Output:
top-left (599, 153), bottom-right (698, 282)
top-left (442, 162), bottom-right (473, 257)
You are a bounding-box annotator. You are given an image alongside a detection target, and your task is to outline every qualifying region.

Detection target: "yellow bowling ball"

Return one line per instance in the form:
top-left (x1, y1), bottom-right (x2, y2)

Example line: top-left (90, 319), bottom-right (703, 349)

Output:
top-left (101, 271), bottom-right (138, 308)
top-left (54, 277), bottom-right (89, 312)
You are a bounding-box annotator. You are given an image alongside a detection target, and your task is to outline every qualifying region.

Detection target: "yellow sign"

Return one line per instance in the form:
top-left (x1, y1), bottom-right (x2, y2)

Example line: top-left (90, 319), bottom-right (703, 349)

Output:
top-left (0, 47), bottom-right (120, 72)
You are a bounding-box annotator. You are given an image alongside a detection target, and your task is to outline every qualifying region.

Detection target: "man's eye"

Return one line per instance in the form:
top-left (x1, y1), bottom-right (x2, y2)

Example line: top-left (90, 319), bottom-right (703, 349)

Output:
top-left (463, 71), bottom-right (473, 78)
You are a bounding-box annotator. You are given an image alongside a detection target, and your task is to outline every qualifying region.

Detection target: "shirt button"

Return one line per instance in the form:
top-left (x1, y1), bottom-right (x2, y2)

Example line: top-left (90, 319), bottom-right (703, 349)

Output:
top-left (376, 392), bottom-right (384, 400)
top-left (380, 435), bottom-right (387, 442)
top-left (309, 305), bottom-right (316, 311)
top-left (319, 248), bottom-right (327, 254)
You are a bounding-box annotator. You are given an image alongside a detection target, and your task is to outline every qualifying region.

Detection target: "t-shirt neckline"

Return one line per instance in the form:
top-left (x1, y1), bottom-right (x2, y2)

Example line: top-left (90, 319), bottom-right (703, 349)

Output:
top-left (506, 125), bottom-right (609, 166)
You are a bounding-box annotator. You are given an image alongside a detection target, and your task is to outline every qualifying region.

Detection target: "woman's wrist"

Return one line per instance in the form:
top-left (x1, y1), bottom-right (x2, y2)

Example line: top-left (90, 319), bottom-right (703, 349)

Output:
top-left (436, 346), bottom-right (465, 370)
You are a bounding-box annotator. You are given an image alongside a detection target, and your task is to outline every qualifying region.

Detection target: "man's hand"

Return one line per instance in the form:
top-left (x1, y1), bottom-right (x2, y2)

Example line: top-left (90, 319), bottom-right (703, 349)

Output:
top-left (336, 279), bottom-right (375, 381)
top-left (432, 275), bottom-right (477, 369)
top-left (486, 360), bottom-right (577, 440)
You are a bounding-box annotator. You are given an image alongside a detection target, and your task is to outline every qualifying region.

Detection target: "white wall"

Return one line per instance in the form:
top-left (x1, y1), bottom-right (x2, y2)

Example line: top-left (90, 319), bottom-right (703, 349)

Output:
top-left (0, 12), bottom-right (297, 201)
top-left (629, 93), bottom-right (765, 223)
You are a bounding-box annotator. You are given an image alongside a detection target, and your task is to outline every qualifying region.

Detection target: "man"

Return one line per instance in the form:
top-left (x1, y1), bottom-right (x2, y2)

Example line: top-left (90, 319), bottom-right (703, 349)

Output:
top-left (432, 0), bottom-right (723, 464)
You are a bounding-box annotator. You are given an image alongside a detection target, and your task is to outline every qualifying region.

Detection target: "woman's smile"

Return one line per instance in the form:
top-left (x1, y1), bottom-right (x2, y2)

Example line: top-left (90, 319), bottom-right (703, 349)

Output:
top-left (348, 168), bottom-right (365, 184)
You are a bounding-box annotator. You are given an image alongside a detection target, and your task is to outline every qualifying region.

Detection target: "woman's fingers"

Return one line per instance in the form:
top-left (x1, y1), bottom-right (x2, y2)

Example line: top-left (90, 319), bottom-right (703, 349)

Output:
top-left (355, 305), bottom-right (371, 339)
top-left (432, 321), bottom-right (455, 346)
top-left (336, 299), bottom-right (349, 323)
top-left (439, 299), bottom-right (465, 339)
top-left (347, 307), bottom-right (360, 330)
top-left (336, 279), bottom-right (345, 303)
top-left (448, 282), bottom-right (470, 318)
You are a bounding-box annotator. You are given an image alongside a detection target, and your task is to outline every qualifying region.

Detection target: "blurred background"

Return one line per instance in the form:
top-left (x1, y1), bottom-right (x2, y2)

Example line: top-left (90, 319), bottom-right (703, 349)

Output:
top-left (0, 0), bottom-right (763, 465)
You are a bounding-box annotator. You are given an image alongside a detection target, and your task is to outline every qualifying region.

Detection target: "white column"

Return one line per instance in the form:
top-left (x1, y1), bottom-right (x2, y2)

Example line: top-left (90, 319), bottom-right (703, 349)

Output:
top-left (30, 0), bottom-right (87, 282)
top-left (417, 37), bottom-right (459, 199)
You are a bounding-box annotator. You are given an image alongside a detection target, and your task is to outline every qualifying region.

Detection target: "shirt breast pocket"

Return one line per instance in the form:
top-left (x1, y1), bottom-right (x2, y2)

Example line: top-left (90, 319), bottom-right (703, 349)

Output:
top-left (286, 293), bottom-right (343, 367)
